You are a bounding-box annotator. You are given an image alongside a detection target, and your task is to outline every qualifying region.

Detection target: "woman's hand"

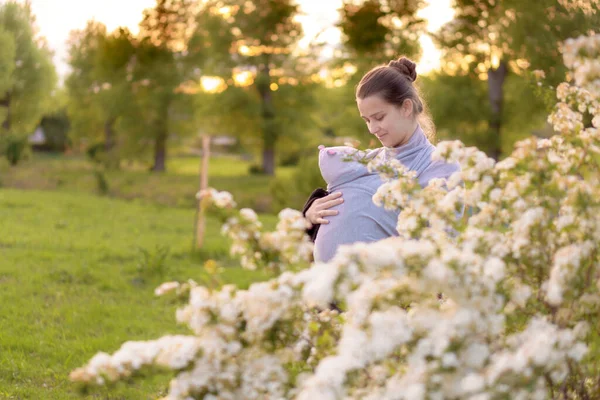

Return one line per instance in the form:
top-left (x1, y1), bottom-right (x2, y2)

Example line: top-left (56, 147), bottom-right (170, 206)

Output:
top-left (305, 192), bottom-right (344, 225)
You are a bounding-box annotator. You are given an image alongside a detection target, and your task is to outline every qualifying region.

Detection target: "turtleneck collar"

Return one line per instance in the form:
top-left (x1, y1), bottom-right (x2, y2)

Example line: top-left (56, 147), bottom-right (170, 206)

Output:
top-left (378, 124), bottom-right (435, 177)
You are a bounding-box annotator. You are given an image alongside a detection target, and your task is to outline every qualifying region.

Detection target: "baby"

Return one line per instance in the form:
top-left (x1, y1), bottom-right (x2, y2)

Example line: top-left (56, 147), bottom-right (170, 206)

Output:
top-left (314, 145), bottom-right (400, 262)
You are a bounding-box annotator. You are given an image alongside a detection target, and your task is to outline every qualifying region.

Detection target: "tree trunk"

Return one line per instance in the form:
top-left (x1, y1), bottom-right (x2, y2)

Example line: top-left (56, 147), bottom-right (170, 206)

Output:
top-left (1, 93), bottom-right (10, 131)
top-left (152, 103), bottom-right (169, 172)
top-left (257, 61), bottom-right (276, 176)
top-left (104, 117), bottom-right (118, 169)
top-left (152, 130), bottom-right (167, 172)
top-left (195, 135), bottom-right (210, 249)
top-left (104, 117), bottom-right (116, 152)
top-left (487, 61), bottom-right (508, 160)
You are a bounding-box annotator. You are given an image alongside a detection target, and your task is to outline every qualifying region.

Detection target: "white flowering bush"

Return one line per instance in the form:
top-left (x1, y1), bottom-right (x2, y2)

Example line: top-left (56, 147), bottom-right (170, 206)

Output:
top-left (71, 34), bottom-right (600, 399)
top-left (196, 188), bottom-right (314, 272)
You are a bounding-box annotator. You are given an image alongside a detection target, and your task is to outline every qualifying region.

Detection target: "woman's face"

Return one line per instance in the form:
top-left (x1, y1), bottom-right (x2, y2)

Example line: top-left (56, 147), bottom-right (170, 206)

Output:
top-left (356, 95), bottom-right (417, 148)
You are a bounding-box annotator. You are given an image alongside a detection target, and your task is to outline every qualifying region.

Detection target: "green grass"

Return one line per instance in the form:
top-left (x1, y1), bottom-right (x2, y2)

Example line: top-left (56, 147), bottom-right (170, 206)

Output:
top-left (0, 188), bottom-right (277, 399)
top-left (0, 153), bottom-right (297, 213)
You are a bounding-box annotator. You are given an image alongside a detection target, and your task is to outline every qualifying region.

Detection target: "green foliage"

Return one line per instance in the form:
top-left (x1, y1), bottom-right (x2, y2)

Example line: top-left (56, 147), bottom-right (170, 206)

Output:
top-left (270, 153), bottom-right (326, 213)
top-left (436, 0), bottom-right (600, 76)
top-left (192, 86), bottom-right (261, 142)
top-left (85, 141), bottom-right (105, 164)
top-left (0, 25), bottom-right (15, 95)
top-left (93, 169), bottom-right (110, 196)
top-left (505, 0), bottom-right (600, 85)
top-left (65, 23), bottom-right (137, 168)
top-left (0, 133), bottom-right (29, 165)
top-left (312, 83), bottom-right (365, 141)
top-left (421, 72), bottom-right (550, 155)
top-left (186, 2), bottom-right (236, 75)
top-left (65, 1), bottom-right (236, 173)
top-left (217, 0), bottom-right (306, 175)
top-left (338, 0), bottom-right (426, 71)
top-left (135, 244), bottom-right (171, 282)
top-left (340, 0), bottom-right (390, 56)
top-left (0, 1), bottom-right (56, 164)
top-left (39, 111), bottom-right (71, 152)
top-left (433, 0), bottom-right (600, 157)
top-left (420, 73), bottom-right (491, 150)
top-left (225, 0), bottom-right (302, 55)
top-left (248, 163), bottom-right (267, 175)
top-left (501, 74), bottom-right (550, 152)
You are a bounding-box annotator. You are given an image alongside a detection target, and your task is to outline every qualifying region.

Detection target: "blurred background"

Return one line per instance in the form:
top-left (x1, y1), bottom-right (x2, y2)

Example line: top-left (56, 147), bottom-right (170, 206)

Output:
top-left (1, 1), bottom-right (599, 398)
top-left (1, 0), bottom-right (597, 214)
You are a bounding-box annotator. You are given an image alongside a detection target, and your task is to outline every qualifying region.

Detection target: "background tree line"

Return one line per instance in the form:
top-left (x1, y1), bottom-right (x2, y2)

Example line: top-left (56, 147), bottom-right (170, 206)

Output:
top-left (1, 0), bottom-right (598, 172)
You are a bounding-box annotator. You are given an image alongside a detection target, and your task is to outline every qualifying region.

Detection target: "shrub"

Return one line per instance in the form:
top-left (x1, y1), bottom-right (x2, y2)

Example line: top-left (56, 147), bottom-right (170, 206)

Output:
top-left (134, 244), bottom-right (171, 282)
top-left (270, 153), bottom-right (326, 212)
top-left (1, 134), bottom-right (30, 166)
top-left (248, 164), bottom-right (266, 175)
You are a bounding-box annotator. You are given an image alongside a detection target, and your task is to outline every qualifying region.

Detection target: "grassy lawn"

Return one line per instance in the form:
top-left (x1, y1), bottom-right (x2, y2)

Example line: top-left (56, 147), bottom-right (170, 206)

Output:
top-left (0, 153), bottom-right (297, 213)
top-left (0, 188), bottom-right (276, 399)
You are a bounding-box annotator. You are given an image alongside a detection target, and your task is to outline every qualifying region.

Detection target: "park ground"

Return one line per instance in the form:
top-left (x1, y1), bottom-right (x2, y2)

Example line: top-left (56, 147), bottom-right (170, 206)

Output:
top-left (0, 153), bottom-right (284, 399)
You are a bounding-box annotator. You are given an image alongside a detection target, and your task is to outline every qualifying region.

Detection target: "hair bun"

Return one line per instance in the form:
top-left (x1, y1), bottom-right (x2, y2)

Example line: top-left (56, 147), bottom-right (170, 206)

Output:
top-left (388, 57), bottom-right (417, 82)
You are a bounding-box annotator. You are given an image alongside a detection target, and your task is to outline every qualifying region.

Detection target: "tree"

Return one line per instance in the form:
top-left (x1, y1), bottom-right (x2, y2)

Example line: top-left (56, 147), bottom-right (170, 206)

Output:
top-left (38, 88), bottom-right (71, 153)
top-left (127, 0), bottom-right (195, 171)
top-left (220, 0), bottom-right (304, 175)
top-left (66, 22), bottom-right (137, 168)
top-left (338, 0), bottom-right (427, 73)
top-left (311, 83), bottom-right (366, 141)
top-left (420, 72), bottom-right (490, 147)
top-left (435, 0), bottom-right (600, 159)
top-left (65, 21), bottom-right (105, 151)
top-left (0, 1), bottom-right (56, 164)
top-left (128, 0), bottom-right (235, 172)
top-left (0, 26), bottom-right (15, 101)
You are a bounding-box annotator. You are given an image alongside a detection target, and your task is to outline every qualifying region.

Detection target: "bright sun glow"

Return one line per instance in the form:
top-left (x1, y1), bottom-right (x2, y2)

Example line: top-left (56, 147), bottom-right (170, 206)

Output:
top-left (417, 0), bottom-right (455, 74)
top-left (200, 76), bottom-right (227, 93)
top-left (233, 70), bottom-right (254, 87)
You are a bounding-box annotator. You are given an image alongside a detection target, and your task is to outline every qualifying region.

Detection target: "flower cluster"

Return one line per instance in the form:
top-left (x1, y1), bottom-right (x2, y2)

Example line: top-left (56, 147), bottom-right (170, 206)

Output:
top-left (200, 188), bottom-right (313, 272)
top-left (73, 34), bottom-right (600, 399)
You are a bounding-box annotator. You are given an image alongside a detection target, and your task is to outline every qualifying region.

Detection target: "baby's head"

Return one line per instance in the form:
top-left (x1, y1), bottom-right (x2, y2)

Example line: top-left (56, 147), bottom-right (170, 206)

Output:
top-left (318, 145), bottom-right (367, 188)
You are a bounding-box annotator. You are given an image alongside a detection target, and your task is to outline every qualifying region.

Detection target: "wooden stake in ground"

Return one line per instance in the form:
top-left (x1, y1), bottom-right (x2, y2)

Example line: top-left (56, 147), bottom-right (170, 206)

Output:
top-left (195, 135), bottom-right (210, 248)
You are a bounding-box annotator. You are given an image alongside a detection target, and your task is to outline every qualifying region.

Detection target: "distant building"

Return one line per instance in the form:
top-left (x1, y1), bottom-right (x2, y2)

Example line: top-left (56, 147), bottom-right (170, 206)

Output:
top-left (28, 126), bottom-right (47, 146)
top-left (212, 135), bottom-right (236, 146)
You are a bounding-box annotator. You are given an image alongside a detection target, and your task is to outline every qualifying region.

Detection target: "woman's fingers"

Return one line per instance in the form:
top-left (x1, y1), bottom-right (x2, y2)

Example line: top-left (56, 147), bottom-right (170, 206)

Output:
top-left (320, 197), bottom-right (344, 210)
top-left (325, 192), bottom-right (343, 201)
top-left (308, 209), bottom-right (334, 225)
top-left (319, 209), bottom-right (339, 217)
top-left (306, 192), bottom-right (344, 225)
top-left (314, 192), bottom-right (344, 209)
top-left (316, 211), bottom-right (337, 224)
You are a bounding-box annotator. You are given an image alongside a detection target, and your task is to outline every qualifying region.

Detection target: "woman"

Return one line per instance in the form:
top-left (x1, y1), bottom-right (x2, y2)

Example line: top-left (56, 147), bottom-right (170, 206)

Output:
top-left (303, 57), bottom-right (459, 262)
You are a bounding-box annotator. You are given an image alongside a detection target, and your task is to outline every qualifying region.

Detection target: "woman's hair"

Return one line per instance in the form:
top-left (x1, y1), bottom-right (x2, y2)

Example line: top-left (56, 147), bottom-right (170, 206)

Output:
top-left (356, 57), bottom-right (436, 141)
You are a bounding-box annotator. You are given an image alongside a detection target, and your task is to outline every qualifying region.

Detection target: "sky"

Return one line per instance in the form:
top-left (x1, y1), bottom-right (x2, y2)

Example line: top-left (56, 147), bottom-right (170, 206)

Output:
top-left (24, 0), bottom-right (454, 80)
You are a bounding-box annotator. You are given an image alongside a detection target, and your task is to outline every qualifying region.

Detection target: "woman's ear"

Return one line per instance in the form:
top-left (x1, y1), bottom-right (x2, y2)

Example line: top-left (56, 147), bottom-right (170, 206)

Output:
top-left (402, 99), bottom-right (414, 118)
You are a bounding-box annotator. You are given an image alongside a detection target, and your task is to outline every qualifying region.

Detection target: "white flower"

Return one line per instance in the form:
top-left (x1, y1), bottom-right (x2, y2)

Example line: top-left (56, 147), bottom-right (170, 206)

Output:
top-left (483, 257), bottom-right (505, 283)
top-left (510, 283), bottom-right (532, 308)
top-left (461, 373), bottom-right (485, 393)
top-left (154, 281), bottom-right (180, 296)
top-left (239, 208), bottom-right (258, 222)
top-left (462, 343), bottom-right (490, 369)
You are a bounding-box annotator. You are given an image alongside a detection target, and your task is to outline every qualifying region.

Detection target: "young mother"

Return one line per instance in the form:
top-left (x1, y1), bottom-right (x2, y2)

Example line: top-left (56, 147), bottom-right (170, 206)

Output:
top-left (303, 57), bottom-right (459, 261)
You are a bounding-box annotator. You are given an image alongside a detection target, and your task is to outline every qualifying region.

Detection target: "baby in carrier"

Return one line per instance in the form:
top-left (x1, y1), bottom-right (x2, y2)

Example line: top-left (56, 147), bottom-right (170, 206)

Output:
top-left (314, 145), bottom-right (400, 262)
